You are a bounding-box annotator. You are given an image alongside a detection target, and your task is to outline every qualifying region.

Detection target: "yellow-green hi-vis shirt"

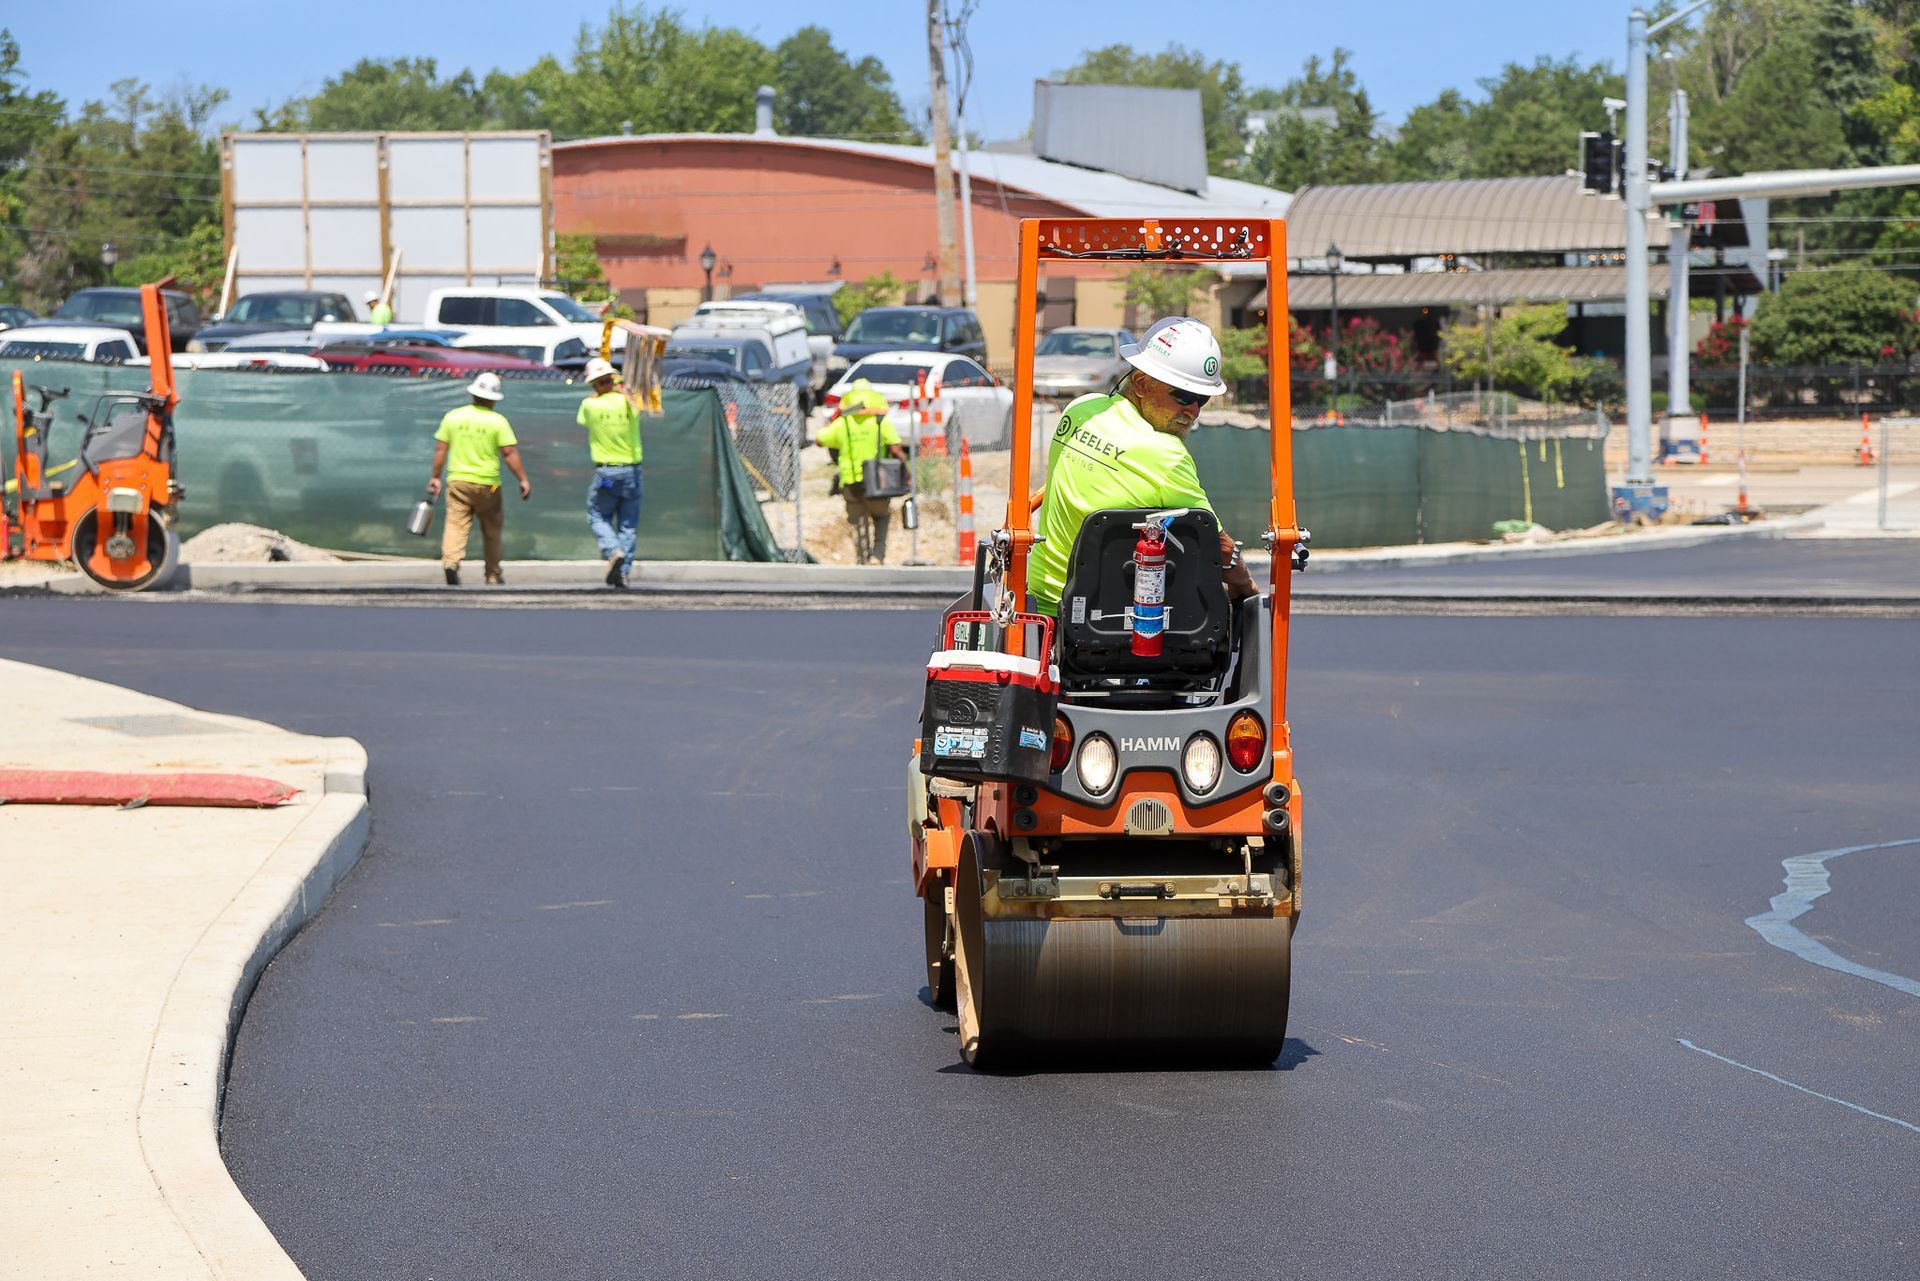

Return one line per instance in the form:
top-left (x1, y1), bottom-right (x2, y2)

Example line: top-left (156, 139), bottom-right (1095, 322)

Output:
top-left (578, 392), bottom-right (643, 465)
top-left (818, 413), bottom-right (901, 489)
top-left (1027, 393), bottom-right (1214, 615)
top-left (435, 404), bottom-right (518, 486)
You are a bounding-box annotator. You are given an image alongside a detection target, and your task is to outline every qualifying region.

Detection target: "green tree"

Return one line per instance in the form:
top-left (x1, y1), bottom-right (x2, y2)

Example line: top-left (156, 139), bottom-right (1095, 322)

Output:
top-left (1468, 57), bottom-right (1622, 178)
top-left (1121, 266), bottom-right (1217, 320)
top-left (554, 232), bottom-right (614, 303)
top-left (834, 271), bottom-right (905, 327)
top-left (268, 58), bottom-right (494, 131)
top-left (1062, 44), bottom-right (1246, 172)
top-left (491, 4), bottom-right (776, 139)
top-left (1441, 303), bottom-right (1582, 400)
top-left (1384, 88), bottom-right (1473, 182)
top-left (1244, 49), bottom-right (1381, 189)
top-left (772, 26), bottom-right (917, 141)
top-left (1748, 266), bottom-right (1920, 364)
top-left (113, 220), bottom-right (226, 303)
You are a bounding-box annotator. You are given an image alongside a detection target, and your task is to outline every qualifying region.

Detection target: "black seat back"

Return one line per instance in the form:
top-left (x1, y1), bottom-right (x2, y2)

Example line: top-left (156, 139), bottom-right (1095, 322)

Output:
top-left (1056, 508), bottom-right (1231, 680)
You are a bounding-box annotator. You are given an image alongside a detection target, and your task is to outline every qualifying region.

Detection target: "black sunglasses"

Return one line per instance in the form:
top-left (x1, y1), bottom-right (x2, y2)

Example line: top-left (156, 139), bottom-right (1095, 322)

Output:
top-left (1167, 386), bottom-right (1211, 407)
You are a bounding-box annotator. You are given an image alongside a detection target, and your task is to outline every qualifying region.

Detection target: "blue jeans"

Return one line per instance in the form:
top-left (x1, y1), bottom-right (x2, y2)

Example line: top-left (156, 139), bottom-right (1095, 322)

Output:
top-left (587, 464), bottom-right (642, 566)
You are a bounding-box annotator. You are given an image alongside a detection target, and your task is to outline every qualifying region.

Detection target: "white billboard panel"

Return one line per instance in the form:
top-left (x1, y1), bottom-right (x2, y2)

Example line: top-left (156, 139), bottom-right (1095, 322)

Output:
top-left (224, 131), bottom-right (552, 322)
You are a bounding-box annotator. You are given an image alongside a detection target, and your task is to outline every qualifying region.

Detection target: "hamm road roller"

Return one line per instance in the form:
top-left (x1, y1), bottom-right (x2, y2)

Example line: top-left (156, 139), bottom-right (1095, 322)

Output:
top-left (909, 217), bottom-right (1308, 1068)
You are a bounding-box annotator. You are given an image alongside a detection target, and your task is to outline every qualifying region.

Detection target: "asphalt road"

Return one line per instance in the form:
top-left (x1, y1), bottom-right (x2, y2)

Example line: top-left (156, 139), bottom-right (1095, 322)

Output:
top-left (1297, 537), bottom-right (1920, 598)
top-left (5, 600), bottom-right (1917, 1280)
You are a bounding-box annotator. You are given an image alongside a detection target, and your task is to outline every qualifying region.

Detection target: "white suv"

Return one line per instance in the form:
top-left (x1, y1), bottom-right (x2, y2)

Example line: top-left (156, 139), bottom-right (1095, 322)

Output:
top-left (422, 288), bottom-right (607, 349)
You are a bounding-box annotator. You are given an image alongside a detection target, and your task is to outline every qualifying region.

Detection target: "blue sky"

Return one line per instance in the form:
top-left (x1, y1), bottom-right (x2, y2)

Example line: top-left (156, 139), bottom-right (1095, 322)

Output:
top-left (12, 1), bottom-right (1614, 139)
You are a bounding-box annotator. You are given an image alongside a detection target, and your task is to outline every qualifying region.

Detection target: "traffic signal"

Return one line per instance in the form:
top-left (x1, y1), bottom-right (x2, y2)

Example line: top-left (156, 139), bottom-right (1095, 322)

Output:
top-left (1581, 131), bottom-right (1616, 194)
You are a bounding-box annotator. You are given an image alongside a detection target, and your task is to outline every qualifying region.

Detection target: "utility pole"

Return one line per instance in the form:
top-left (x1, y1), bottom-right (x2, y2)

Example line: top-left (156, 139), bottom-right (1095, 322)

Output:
top-left (925, 0), bottom-right (960, 305)
top-left (1664, 84), bottom-right (1696, 461)
top-left (945, 1), bottom-right (981, 308)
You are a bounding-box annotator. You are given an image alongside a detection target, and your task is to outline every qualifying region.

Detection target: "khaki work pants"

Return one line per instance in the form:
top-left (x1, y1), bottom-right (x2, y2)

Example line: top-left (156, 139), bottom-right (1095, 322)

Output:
top-left (443, 481), bottom-right (505, 578)
top-left (843, 490), bottom-right (892, 565)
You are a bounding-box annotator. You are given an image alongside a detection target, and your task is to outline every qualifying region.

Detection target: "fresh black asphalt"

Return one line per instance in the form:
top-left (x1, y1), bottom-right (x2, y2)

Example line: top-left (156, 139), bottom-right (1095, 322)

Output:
top-left (1298, 537), bottom-right (1920, 597)
top-left (4, 598), bottom-right (1916, 1280)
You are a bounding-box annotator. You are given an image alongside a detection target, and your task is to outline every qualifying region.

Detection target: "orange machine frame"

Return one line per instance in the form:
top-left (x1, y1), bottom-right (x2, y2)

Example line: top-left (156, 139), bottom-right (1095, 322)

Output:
top-left (914, 217), bottom-right (1300, 894)
top-left (6, 283), bottom-right (177, 585)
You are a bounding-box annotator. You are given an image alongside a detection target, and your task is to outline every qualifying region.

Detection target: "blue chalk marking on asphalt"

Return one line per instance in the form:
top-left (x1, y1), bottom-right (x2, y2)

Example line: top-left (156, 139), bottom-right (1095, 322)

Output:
top-left (1744, 838), bottom-right (1920, 1000)
top-left (1676, 1039), bottom-right (1920, 1136)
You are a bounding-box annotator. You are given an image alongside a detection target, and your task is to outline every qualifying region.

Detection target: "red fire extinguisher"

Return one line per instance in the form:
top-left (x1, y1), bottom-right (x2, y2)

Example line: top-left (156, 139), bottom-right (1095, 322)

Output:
top-left (1129, 516), bottom-right (1170, 656)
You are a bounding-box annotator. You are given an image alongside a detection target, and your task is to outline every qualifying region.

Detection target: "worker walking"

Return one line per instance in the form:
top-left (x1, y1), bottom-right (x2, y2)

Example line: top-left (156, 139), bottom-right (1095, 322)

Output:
top-left (426, 372), bottom-right (531, 586)
top-left (818, 379), bottom-right (907, 565)
top-left (578, 356), bottom-right (644, 588)
top-left (1028, 316), bottom-right (1258, 614)
top-left (365, 290), bottom-right (393, 326)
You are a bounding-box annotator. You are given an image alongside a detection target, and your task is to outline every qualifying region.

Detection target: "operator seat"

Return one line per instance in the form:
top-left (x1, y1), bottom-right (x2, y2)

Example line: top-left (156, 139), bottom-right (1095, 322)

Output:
top-left (1054, 507), bottom-right (1232, 691)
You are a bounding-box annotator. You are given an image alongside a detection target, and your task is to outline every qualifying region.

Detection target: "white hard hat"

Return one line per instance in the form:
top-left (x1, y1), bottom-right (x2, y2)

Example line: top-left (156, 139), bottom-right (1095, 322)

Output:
top-left (363, 290), bottom-right (379, 302)
top-left (1121, 316), bottom-right (1227, 397)
top-left (467, 372), bottom-right (505, 402)
top-left (584, 357), bottom-right (617, 382)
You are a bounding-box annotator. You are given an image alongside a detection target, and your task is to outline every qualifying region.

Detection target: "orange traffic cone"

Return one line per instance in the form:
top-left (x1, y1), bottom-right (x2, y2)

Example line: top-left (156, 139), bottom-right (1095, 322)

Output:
top-left (956, 439), bottom-right (975, 566)
top-left (1858, 412), bottom-right (1876, 466)
top-left (1699, 412), bottom-right (1710, 465)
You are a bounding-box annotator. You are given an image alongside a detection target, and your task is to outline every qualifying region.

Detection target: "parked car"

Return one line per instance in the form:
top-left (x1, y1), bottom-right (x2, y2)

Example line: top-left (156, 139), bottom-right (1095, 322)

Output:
top-left (51, 287), bottom-right (200, 353)
top-left (691, 299), bottom-right (828, 389)
top-left (823, 350), bottom-right (1014, 447)
top-left (0, 325), bottom-right (140, 363)
top-left (830, 306), bottom-right (987, 377)
top-left (0, 304), bottom-right (40, 331)
top-left (188, 291), bottom-right (359, 351)
top-left (142, 351), bottom-right (329, 371)
top-left (421, 288), bottom-right (606, 348)
top-left (1029, 326), bottom-right (1136, 402)
top-left (312, 343), bottom-right (546, 374)
top-left (219, 329), bottom-right (326, 355)
top-left (668, 309), bottom-right (814, 409)
top-left (661, 356), bottom-right (758, 391)
top-left (449, 331), bottom-right (591, 368)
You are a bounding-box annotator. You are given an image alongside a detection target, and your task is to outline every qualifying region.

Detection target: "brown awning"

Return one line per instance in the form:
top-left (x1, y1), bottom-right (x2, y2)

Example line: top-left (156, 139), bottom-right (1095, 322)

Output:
top-left (1250, 262), bottom-right (1762, 312)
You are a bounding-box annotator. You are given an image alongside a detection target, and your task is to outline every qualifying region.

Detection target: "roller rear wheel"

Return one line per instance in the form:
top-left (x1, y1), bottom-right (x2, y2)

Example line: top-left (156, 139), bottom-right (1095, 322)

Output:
top-left (71, 508), bottom-right (179, 592)
top-left (923, 877), bottom-right (955, 1010)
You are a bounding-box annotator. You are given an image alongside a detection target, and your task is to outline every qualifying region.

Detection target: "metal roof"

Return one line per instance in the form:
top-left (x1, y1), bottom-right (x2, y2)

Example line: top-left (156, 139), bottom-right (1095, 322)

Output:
top-left (1284, 176), bottom-right (1665, 258)
top-left (554, 134), bottom-right (1291, 222)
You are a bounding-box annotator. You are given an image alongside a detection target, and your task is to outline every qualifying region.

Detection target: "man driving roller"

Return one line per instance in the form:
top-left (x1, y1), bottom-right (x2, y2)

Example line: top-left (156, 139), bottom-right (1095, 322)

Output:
top-left (1027, 315), bottom-right (1260, 616)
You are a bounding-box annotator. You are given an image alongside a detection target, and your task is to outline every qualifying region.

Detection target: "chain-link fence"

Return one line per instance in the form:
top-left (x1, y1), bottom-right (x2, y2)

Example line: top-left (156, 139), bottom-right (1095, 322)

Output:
top-left (1870, 417), bottom-right (1920, 532)
top-left (664, 376), bottom-right (808, 562)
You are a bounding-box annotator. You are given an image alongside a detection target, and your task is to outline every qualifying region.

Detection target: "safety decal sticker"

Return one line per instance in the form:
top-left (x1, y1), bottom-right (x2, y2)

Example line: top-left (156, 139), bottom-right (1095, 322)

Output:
top-left (1018, 727), bottom-right (1047, 751)
top-left (934, 727), bottom-right (989, 759)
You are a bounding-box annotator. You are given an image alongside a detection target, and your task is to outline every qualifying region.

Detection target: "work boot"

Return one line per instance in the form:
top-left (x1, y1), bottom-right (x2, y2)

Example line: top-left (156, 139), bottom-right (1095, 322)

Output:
top-left (605, 551), bottom-right (626, 587)
top-left (444, 567), bottom-right (460, 586)
top-left (486, 570), bottom-right (505, 585)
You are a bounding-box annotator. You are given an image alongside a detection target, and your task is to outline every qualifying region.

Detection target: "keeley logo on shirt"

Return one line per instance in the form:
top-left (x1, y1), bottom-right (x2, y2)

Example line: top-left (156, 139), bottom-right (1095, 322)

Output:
top-left (1066, 425), bottom-right (1127, 463)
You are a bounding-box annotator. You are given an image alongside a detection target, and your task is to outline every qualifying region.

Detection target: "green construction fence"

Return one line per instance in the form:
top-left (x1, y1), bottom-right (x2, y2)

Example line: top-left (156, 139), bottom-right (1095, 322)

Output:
top-left (1, 360), bottom-right (788, 561)
top-left (1187, 421), bottom-right (1611, 548)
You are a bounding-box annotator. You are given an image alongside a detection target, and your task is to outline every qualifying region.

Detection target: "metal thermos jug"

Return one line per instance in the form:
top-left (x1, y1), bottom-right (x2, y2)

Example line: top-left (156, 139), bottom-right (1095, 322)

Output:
top-left (406, 490), bottom-right (435, 536)
top-left (901, 496), bottom-right (919, 531)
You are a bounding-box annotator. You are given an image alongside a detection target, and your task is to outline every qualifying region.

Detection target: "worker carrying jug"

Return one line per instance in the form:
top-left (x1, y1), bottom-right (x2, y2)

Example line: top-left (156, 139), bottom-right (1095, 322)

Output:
top-left (818, 378), bottom-right (908, 565)
top-left (1028, 316), bottom-right (1259, 615)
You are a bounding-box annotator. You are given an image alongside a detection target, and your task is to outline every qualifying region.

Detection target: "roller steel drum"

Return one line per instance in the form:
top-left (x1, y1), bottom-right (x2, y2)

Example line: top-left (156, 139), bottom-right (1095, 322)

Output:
top-left (954, 833), bottom-right (1291, 1067)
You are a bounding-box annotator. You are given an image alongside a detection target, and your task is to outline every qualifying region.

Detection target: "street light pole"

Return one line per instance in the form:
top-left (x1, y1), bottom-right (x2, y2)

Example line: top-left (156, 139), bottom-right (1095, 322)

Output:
top-left (100, 241), bottom-right (119, 276)
top-left (1326, 243), bottom-right (1343, 418)
top-left (1664, 84), bottom-right (1695, 461)
top-left (699, 244), bottom-right (716, 303)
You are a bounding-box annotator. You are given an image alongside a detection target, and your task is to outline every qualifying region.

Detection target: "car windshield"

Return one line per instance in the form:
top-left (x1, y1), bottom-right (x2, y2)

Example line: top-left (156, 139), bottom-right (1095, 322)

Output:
top-left (56, 293), bottom-right (142, 326)
top-left (541, 294), bottom-right (601, 322)
top-left (846, 360), bottom-right (934, 386)
top-left (0, 340), bottom-right (86, 359)
top-left (226, 295), bottom-right (320, 325)
top-left (845, 311), bottom-right (940, 344)
top-left (1038, 332), bottom-right (1116, 358)
top-left (668, 344), bottom-right (739, 366)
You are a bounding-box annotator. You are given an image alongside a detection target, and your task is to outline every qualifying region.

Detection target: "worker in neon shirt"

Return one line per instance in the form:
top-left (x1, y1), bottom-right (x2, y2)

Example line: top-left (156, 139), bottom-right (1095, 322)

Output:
top-left (818, 378), bottom-right (907, 565)
top-left (1027, 316), bottom-right (1258, 616)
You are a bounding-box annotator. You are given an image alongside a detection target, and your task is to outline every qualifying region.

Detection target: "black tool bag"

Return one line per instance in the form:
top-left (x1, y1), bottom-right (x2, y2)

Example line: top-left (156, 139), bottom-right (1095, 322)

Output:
top-left (861, 457), bottom-right (910, 499)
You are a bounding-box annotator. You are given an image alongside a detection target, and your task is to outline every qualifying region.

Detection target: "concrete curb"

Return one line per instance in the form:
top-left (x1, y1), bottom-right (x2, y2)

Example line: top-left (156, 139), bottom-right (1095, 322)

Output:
top-left (134, 734), bottom-right (370, 1279)
top-left (20, 512), bottom-right (1827, 599)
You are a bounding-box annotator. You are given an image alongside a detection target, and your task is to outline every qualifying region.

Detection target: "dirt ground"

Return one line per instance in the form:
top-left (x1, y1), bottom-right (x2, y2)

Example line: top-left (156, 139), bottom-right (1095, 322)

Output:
top-left (779, 443), bottom-right (1013, 567)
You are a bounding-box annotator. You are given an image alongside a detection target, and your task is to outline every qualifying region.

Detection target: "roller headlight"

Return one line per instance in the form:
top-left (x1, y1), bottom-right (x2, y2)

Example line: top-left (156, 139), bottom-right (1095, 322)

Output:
top-left (1077, 733), bottom-right (1117, 795)
top-left (1182, 733), bottom-right (1222, 794)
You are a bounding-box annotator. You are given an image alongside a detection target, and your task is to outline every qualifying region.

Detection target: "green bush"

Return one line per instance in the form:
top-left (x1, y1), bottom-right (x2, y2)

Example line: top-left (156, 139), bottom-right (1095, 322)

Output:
top-left (1749, 267), bottom-right (1920, 365)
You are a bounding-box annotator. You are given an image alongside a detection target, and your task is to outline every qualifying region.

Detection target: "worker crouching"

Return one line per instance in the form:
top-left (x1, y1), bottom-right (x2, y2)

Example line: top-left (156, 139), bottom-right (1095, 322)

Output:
top-left (818, 379), bottom-right (908, 565)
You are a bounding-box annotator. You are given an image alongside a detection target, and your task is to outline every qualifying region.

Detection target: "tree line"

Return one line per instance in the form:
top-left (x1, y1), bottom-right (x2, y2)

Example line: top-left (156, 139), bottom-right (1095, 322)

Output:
top-left (2, 1), bottom-right (1916, 312)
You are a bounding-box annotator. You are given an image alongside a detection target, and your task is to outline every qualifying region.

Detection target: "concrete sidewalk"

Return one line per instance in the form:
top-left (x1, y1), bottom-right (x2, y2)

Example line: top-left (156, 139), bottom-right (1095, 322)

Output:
top-left (0, 659), bottom-right (366, 1279)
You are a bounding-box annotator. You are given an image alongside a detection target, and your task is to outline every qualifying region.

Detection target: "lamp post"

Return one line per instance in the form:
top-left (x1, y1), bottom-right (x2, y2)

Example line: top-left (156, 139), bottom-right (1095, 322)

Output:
top-left (100, 241), bottom-right (119, 276)
top-left (1325, 243), bottom-right (1343, 416)
top-left (699, 244), bottom-right (716, 303)
top-left (827, 258), bottom-right (843, 280)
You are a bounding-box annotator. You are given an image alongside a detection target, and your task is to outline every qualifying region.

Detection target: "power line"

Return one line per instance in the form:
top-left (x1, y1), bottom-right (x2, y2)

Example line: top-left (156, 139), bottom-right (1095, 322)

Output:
top-left (9, 160), bottom-right (221, 182)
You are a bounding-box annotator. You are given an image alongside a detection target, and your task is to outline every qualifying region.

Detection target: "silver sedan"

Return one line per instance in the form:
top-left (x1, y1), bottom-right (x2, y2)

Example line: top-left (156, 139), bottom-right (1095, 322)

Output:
top-left (1031, 326), bottom-right (1135, 402)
